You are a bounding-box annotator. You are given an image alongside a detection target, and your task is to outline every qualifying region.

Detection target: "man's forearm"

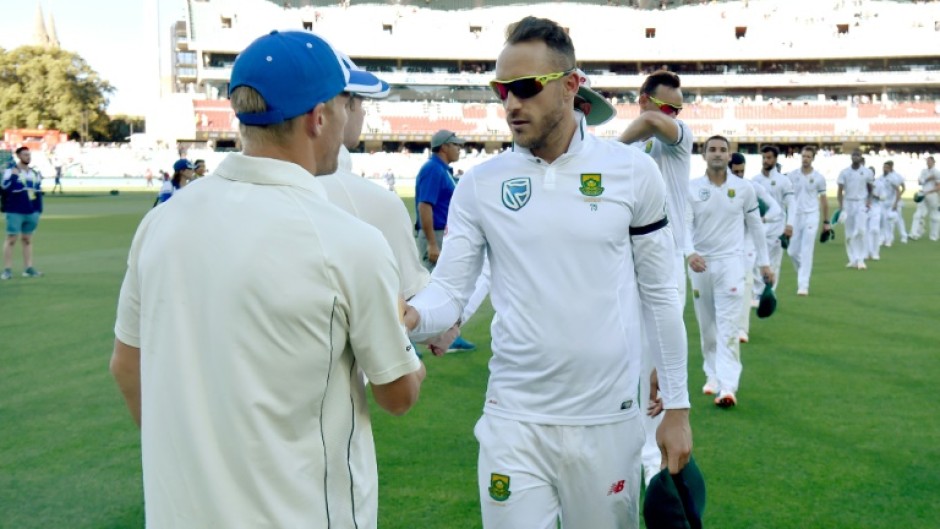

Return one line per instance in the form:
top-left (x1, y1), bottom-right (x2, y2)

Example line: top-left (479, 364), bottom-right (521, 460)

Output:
top-left (110, 339), bottom-right (142, 428)
top-left (418, 204), bottom-right (437, 244)
top-left (618, 113), bottom-right (656, 144)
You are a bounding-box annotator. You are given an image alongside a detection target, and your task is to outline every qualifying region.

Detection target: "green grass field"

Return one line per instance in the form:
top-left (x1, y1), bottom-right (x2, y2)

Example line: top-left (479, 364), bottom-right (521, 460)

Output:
top-left (1, 191), bottom-right (938, 528)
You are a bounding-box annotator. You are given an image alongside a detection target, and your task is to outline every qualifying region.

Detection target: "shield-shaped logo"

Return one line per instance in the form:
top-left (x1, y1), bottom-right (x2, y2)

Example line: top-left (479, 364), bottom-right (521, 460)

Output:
top-left (728, 188), bottom-right (736, 198)
top-left (580, 173), bottom-right (604, 197)
top-left (698, 188), bottom-right (711, 201)
top-left (489, 473), bottom-right (512, 502)
top-left (502, 178), bottom-right (531, 211)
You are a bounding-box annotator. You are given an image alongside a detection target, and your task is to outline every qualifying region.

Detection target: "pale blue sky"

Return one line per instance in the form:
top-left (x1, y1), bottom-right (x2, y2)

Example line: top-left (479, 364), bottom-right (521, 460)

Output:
top-left (0, 0), bottom-right (186, 116)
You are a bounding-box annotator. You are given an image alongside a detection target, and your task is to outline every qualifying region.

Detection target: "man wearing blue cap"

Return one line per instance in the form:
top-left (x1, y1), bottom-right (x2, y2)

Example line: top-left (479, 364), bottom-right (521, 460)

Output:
top-left (111, 30), bottom-right (425, 529)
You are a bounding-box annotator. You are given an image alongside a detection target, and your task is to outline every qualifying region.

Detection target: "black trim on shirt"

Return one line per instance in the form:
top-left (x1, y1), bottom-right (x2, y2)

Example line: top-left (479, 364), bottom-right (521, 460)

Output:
top-left (346, 360), bottom-right (360, 529)
top-left (321, 297), bottom-right (338, 528)
top-left (629, 216), bottom-right (669, 236)
top-left (669, 120), bottom-right (685, 147)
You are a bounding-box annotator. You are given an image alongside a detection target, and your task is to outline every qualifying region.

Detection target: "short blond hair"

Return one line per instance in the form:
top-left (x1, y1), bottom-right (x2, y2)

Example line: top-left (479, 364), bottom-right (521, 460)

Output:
top-left (230, 86), bottom-right (301, 146)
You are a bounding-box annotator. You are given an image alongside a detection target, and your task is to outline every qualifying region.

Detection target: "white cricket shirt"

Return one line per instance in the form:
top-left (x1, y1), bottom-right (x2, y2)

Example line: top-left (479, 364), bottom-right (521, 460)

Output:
top-left (320, 146), bottom-right (430, 299)
top-left (688, 174), bottom-right (770, 267)
top-left (632, 119), bottom-right (694, 255)
top-left (115, 153), bottom-right (420, 529)
top-left (410, 121), bottom-right (690, 424)
top-left (788, 169), bottom-right (827, 214)
top-left (919, 167), bottom-right (940, 193)
top-left (752, 168), bottom-right (795, 226)
top-left (885, 171), bottom-right (905, 203)
top-left (838, 165), bottom-right (873, 200)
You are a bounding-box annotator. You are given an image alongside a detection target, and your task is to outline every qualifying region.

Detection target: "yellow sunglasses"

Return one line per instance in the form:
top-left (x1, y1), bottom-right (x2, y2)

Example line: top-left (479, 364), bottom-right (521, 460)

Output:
top-left (648, 95), bottom-right (683, 116)
top-left (490, 70), bottom-right (573, 101)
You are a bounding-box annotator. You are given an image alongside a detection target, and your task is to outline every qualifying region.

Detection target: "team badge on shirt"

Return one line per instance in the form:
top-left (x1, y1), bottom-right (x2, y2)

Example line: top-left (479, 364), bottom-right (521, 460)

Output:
top-left (727, 189), bottom-right (736, 198)
top-left (579, 173), bottom-right (604, 197)
top-left (501, 177), bottom-right (531, 211)
top-left (698, 188), bottom-right (711, 201)
top-left (489, 473), bottom-right (512, 502)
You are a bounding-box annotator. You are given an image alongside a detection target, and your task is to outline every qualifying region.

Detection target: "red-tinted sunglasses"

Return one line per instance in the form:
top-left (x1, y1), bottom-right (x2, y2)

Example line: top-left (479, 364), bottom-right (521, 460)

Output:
top-left (648, 95), bottom-right (683, 116)
top-left (490, 70), bottom-right (573, 101)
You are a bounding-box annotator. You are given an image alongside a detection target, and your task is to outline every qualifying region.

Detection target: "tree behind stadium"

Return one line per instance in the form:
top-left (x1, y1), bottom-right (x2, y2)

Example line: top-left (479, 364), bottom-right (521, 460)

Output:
top-left (0, 46), bottom-right (113, 141)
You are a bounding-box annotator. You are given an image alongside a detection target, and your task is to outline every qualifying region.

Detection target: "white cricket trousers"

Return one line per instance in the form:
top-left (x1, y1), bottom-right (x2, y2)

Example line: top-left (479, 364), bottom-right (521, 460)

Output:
top-left (476, 414), bottom-right (643, 529)
top-left (689, 255), bottom-right (746, 394)
top-left (739, 247), bottom-right (755, 337)
top-left (843, 199), bottom-right (867, 265)
top-left (788, 210), bottom-right (820, 293)
top-left (910, 193), bottom-right (940, 240)
top-left (866, 201), bottom-right (883, 259)
top-left (884, 202), bottom-right (908, 245)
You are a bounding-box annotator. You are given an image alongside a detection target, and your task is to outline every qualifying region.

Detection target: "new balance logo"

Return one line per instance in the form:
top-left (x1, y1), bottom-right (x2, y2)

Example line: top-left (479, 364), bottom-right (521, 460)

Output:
top-left (607, 480), bottom-right (625, 496)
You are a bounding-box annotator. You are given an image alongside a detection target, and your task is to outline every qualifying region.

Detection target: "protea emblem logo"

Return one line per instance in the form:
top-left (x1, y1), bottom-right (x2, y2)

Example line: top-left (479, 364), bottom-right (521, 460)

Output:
top-left (502, 177), bottom-right (531, 211)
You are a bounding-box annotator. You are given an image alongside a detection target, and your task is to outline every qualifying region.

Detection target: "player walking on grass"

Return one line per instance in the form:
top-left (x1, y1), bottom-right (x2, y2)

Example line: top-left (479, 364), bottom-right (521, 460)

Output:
top-left (880, 161), bottom-right (908, 246)
top-left (837, 149), bottom-right (874, 269)
top-left (687, 136), bottom-right (774, 408)
top-left (910, 155), bottom-right (940, 241)
top-left (787, 146), bottom-right (830, 296)
top-left (407, 17), bottom-right (691, 529)
top-left (110, 31), bottom-right (424, 529)
top-left (729, 153), bottom-right (782, 344)
top-left (751, 145), bottom-right (793, 291)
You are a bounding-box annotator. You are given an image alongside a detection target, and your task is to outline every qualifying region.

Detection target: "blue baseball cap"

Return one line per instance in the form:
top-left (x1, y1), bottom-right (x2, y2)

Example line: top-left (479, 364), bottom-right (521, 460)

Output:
top-left (338, 52), bottom-right (390, 99)
top-left (173, 159), bottom-right (194, 172)
top-left (230, 30), bottom-right (349, 126)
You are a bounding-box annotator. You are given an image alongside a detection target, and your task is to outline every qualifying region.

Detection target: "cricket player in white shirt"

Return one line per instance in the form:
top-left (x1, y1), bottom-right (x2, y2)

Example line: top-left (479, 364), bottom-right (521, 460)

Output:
top-left (880, 161), bottom-right (908, 246)
top-left (407, 17), bottom-right (691, 529)
top-left (910, 156), bottom-right (940, 241)
top-left (837, 150), bottom-right (874, 269)
top-left (786, 146), bottom-right (831, 296)
top-left (751, 145), bottom-right (794, 290)
top-left (617, 69), bottom-right (693, 486)
top-left (687, 137), bottom-right (774, 408)
top-left (729, 153), bottom-right (781, 343)
top-left (867, 166), bottom-right (890, 260)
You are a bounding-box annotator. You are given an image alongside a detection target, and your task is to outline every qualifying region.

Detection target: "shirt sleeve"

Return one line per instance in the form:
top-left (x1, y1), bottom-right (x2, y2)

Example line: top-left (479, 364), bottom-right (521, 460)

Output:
top-left (339, 227), bottom-right (421, 385)
top-left (817, 173), bottom-right (827, 195)
top-left (460, 255), bottom-right (491, 325)
top-left (409, 170), bottom-right (487, 341)
top-left (755, 183), bottom-right (782, 223)
top-left (114, 214), bottom-right (156, 348)
top-left (837, 169), bottom-right (847, 186)
top-left (631, 156), bottom-right (690, 410)
top-left (743, 184), bottom-right (770, 267)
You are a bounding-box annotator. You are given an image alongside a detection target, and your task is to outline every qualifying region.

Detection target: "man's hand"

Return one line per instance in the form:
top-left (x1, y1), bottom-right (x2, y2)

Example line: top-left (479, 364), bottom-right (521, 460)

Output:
top-left (647, 369), bottom-right (664, 417)
top-left (425, 324), bottom-right (460, 356)
top-left (657, 408), bottom-right (692, 475)
top-left (783, 225), bottom-right (793, 238)
top-left (687, 253), bottom-right (707, 273)
top-left (760, 265), bottom-right (775, 286)
top-left (402, 300), bottom-right (420, 332)
top-left (428, 245), bottom-right (441, 265)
